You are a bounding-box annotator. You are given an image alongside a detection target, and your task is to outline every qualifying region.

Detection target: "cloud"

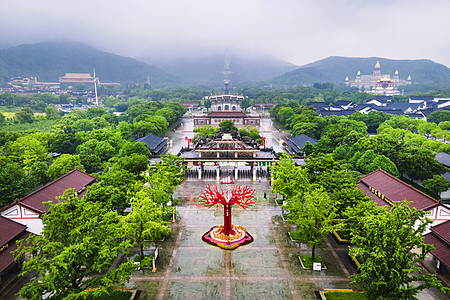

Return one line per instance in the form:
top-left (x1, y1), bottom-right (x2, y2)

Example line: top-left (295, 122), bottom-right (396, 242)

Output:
top-left (1, 0), bottom-right (450, 66)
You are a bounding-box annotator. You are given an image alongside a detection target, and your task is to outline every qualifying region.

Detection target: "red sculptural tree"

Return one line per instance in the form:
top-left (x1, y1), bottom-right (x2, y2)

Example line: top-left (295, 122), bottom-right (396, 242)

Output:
top-left (200, 184), bottom-right (255, 236)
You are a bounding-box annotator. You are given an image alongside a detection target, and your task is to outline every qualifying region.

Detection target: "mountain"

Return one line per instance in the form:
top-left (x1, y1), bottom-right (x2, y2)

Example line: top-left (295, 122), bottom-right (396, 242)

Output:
top-left (141, 53), bottom-right (298, 85)
top-left (0, 41), bottom-right (178, 86)
top-left (271, 56), bottom-right (450, 91)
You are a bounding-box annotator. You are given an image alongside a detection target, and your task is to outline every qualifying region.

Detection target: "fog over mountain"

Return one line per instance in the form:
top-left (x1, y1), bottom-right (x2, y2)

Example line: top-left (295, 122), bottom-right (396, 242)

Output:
top-left (1, 1), bottom-right (450, 68)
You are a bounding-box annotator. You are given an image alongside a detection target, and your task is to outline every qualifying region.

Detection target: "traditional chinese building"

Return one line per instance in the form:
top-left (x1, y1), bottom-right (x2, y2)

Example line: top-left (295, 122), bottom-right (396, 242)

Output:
top-left (357, 169), bottom-right (450, 231)
top-left (0, 169), bottom-right (97, 235)
top-left (194, 111), bottom-right (260, 128)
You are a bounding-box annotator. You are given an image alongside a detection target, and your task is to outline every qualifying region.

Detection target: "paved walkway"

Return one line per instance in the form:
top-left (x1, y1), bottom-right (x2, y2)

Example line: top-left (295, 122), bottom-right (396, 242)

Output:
top-left (127, 180), bottom-right (359, 299)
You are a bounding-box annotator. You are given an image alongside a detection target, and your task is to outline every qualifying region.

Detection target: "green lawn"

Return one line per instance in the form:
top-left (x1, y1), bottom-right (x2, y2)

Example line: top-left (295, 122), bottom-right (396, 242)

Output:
top-left (325, 291), bottom-right (368, 300)
top-left (289, 231), bottom-right (302, 241)
top-left (89, 290), bottom-right (132, 300)
top-left (298, 255), bottom-right (325, 269)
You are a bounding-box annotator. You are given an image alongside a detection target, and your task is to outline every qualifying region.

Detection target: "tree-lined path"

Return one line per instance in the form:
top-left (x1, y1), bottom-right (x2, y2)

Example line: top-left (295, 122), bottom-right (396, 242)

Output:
top-left (126, 180), bottom-right (358, 299)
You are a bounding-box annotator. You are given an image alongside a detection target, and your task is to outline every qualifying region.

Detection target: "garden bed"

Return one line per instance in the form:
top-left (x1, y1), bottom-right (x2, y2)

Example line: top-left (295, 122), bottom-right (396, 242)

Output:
top-left (298, 255), bottom-right (327, 270)
top-left (281, 213), bottom-right (291, 222)
top-left (321, 291), bottom-right (367, 300)
top-left (88, 290), bottom-right (135, 300)
top-left (275, 198), bottom-right (284, 206)
top-left (288, 231), bottom-right (302, 242)
top-left (332, 229), bottom-right (352, 244)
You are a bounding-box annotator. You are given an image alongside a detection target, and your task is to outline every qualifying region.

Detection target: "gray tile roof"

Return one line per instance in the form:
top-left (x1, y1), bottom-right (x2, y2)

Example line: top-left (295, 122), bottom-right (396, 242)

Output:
top-left (135, 134), bottom-right (168, 155)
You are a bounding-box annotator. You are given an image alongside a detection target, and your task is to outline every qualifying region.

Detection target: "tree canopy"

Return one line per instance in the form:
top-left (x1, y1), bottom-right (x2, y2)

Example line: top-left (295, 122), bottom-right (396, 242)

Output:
top-left (14, 190), bottom-right (133, 299)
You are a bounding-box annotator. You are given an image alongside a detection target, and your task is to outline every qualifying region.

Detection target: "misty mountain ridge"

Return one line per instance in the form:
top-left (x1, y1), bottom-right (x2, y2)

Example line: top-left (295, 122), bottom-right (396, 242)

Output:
top-left (1, 41), bottom-right (450, 92)
top-left (141, 53), bottom-right (298, 84)
top-left (0, 41), bottom-right (177, 86)
top-left (272, 56), bottom-right (450, 91)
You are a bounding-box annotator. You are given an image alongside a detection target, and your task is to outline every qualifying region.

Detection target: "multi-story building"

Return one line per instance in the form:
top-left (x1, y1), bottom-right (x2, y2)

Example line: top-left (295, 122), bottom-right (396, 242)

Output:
top-left (345, 61), bottom-right (411, 91)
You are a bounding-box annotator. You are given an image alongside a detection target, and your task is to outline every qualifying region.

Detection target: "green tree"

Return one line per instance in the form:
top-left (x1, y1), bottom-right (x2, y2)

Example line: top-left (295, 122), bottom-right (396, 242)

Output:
top-left (83, 183), bottom-right (128, 214)
top-left (0, 112), bottom-right (6, 125)
top-left (118, 121), bottom-right (134, 141)
top-left (423, 175), bottom-right (449, 196)
top-left (270, 153), bottom-right (309, 200)
top-left (123, 189), bottom-right (170, 260)
top-left (356, 150), bottom-right (377, 174)
top-left (203, 99), bottom-right (212, 111)
top-left (349, 201), bottom-right (448, 299)
top-left (47, 154), bottom-right (85, 181)
top-left (0, 156), bottom-right (31, 206)
top-left (219, 120), bottom-right (237, 131)
top-left (119, 141), bottom-right (151, 157)
top-left (15, 107), bottom-right (34, 123)
top-left (370, 155), bottom-right (399, 177)
top-left (240, 97), bottom-right (252, 112)
top-left (45, 106), bottom-right (59, 120)
top-left (7, 136), bottom-right (48, 170)
top-left (79, 154), bottom-right (102, 173)
top-left (29, 161), bottom-right (48, 186)
top-left (276, 106), bottom-right (294, 125)
top-left (398, 148), bottom-right (446, 181)
top-left (13, 190), bottom-right (133, 299)
top-left (286, 187), bottom-right (337, 259)
top-left (428, 110), bottom-right (450, 124)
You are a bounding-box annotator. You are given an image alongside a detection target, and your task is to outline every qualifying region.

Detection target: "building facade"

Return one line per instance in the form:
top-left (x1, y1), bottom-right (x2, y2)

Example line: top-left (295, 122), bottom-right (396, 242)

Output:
top-left (345, 61), bottom-right (411, 91)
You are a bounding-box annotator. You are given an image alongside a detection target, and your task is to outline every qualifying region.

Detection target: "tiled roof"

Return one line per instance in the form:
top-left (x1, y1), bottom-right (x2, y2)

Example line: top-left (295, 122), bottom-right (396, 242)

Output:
top-left (430, 219), bottom-right (450, 244)
top-left (334, 100), bottom-right (352, 106)
top-left (320, 110), bottom-right (356, 117)
top-left (371, 109), bottom-right (404, 116)
top-left (206, 111), bottom-right (248, 118)
top-left (372, 96), bottom-right (392, 102)
top-left (0, 216), bottom-right (27, 247)
top-left (0, 231), bottom-right (29, 273)
top-left (435, 152), bottom-right (450, 168)
top-left (358, 169), bottom-right (440, 211)
top-left (424, 220), bottom-right (450, 268)
top-left (285, 135), bottom-right (318, 154)
top-left (19, 169), bottom-right (97, 214)
top-left (307, 102), bottom-right (329, 109)
top-left (410, 96), bottom-right (435, 101)
top-left (135, 134), bottom-right (168, 154)
top-left (386, 102), bottom-right (420, 112)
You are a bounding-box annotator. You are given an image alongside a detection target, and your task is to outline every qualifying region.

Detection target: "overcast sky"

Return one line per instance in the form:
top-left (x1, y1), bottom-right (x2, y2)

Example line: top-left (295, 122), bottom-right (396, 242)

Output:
top-left (1, 0), bottom-right (450, 67)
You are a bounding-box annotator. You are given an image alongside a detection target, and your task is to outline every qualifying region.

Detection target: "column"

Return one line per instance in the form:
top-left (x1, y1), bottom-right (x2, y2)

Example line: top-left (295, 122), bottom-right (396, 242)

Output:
top-left (198, 162), bottom-right (202, 180)
top-left (216, 163), bottom-right (220, 181)
top-left (253, 162), bottom-right (257, 181)
top-left (235, 164), bottom-right (238, 180)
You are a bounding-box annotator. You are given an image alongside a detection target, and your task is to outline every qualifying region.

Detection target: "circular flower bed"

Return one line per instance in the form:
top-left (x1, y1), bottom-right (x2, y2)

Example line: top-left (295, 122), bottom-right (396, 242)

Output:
top-left (202, 224), bottom-right (254, 250)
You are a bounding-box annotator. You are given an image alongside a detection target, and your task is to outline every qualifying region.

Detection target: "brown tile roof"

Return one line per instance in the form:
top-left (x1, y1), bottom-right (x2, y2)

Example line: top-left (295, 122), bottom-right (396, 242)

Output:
top-left (19, 169), bottom-right (96, 214)
top-left (357, 182), bottom-right (390, 208)
top-left (430, 220), bottom-right (450, 244)
top-left (358, 169), bottom-right (439, 211)
top-left (206, 111), bottom-right (248, 118)
top-left (424, 221), bottom-right (450, 268)
top-left (0, 216), bottom-right (27, 247)
top-left (0, 231), bottom-right (29, 273)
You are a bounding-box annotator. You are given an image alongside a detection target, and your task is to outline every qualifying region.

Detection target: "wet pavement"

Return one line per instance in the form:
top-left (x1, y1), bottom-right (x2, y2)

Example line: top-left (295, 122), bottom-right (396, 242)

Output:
top-left (164, 114), bottom-right (290, 156)
top-left (126, 178), bottom-right (450, 300)
top-left (126, 179), bottom-right (356, 300)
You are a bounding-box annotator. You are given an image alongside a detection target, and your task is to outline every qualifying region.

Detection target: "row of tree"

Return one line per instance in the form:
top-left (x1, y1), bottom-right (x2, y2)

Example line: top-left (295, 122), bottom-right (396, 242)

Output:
top-left (271, 154), bottom-right (448, 299)
top-left (271, 104), bottom-right (450, 197)
top-left (0, 102), bottom-right (185, 209)
top-left (14, 154), bottom-right (185, 299)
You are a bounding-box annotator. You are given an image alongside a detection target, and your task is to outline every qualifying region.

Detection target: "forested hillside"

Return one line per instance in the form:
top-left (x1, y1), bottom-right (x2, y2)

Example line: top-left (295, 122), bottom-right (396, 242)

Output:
top-left (0, 41), bottom-right (178, 86)
top-left (271, 56), bottom-right (450, 92)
